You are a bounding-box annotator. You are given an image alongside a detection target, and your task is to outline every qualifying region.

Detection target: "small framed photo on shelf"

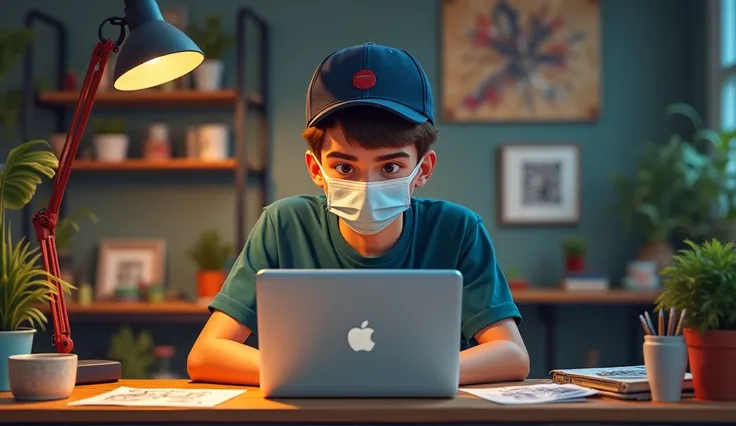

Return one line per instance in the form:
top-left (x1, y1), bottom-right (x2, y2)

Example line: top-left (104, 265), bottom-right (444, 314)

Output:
top-left (497, 144), bottom-right (581, 226)
top-left (96, 239), bottom-right (167, 300)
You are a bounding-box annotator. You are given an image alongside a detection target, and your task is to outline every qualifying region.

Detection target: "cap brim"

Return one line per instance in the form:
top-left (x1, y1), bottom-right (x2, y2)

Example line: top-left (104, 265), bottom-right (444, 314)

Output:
top-left (308, 98), bottom-right (429, 127)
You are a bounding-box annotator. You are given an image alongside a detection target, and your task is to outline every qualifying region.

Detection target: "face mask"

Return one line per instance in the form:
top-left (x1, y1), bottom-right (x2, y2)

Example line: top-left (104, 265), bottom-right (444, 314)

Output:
top-left (310, 152), bottom-right (424, 235)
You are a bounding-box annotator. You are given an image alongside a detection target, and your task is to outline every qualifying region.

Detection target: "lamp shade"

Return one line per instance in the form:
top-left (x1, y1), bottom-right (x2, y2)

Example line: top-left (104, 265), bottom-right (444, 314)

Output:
top-left (113, 19), bottom-right (204, 91)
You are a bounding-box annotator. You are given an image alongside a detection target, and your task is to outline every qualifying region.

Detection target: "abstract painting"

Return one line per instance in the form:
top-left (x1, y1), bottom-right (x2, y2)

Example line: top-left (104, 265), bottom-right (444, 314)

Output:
top-left (441, 0), bottom-right (601, 123)
top-left (498, 144), bottom-right (580, 226)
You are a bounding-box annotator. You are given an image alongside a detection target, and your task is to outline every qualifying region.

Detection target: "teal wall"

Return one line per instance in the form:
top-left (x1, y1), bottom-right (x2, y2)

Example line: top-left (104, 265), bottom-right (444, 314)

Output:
top-left (0, 0), bottom-right (705, 378)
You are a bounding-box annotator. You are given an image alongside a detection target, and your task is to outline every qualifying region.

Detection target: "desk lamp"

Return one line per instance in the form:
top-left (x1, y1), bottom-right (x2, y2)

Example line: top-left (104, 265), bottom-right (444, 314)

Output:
top-left (32, 0), bottom-right (204, 384)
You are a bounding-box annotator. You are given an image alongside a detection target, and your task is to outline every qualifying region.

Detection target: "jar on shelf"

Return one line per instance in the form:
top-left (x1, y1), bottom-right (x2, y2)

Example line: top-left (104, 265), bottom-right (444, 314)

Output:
top-left (143, 123), bottom-right (172, 160)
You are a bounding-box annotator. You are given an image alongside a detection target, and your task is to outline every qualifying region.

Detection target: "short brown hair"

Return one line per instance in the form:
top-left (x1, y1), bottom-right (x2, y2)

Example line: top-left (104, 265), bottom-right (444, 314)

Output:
top-left (302, 106), bottom-right (438, 160)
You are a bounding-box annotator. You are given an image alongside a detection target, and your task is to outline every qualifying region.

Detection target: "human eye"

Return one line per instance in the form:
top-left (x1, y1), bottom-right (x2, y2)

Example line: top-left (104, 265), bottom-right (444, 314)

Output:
top-left (381, 163), bottom-right (401, 174)
top-left (333, 163), bottom-right (354, 175)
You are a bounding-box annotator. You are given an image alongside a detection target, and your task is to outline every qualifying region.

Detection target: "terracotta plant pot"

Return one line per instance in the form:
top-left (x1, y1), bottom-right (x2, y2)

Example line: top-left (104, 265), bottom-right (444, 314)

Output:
top-left (197, 270), bottom-right (227, 303)
top-left (565, 256), bottom-right (585, 273)
top-left (683, 328), bottom-right (736, 401)
top-left (508, 279), bottom-right (528, 290)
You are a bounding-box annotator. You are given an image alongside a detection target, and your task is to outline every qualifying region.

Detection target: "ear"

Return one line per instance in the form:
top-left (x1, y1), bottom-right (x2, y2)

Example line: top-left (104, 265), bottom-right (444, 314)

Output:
top-left (305, 151), bottom-right (325, 188)
top-left (413, 150), bottom-right (437, 188)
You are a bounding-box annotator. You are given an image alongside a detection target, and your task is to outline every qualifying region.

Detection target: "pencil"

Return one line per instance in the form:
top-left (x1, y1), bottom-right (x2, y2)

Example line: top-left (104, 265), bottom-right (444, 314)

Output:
top-left (658, 308), bottom-right (664, 336)
top-left (675, 309), bottom-right (687, 336)
top-left (639, 314), bottom-right (653, 335)
top-left (644, 311), bottom-right (656, 336)
top-left (667, 307), bottom-right (676, 336)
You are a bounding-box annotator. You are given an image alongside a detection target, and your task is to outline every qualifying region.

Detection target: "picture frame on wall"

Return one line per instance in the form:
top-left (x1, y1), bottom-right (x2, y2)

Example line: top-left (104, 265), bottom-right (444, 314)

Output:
top-left (497, 144), bottom-right (581, 226)
top-left (95, 239), bottom-right (167, 300)
top-left (440, 0), bottom-right (601, 123)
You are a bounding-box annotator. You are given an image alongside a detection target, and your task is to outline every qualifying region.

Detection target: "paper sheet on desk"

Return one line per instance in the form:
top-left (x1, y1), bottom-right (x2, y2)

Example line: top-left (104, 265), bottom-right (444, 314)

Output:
top-left (461, 384), bottom-right (598, 405)
top-left (67, 386), bottom-right (246, 408)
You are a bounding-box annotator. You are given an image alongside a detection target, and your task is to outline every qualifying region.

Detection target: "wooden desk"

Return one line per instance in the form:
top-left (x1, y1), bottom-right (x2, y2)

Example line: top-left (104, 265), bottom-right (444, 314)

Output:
top-left (1, 379), bottom-right (734, 425)
top-left (46, 290), bottom-right (663, 373)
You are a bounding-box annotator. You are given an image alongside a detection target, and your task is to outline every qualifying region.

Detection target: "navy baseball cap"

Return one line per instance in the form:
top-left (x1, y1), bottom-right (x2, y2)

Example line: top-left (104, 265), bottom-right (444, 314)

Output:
top-left (305, 42), bottom-right (434, 128)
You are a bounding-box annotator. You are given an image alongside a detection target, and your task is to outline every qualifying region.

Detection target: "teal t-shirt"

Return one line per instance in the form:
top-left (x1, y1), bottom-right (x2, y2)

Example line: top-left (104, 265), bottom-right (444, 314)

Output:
top-left (209, 195), bottom-right (521, 350)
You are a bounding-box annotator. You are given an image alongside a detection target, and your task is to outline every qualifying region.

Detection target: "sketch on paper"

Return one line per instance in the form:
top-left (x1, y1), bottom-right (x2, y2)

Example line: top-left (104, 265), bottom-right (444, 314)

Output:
top-left (67, 386), bottom-right (246, 408)
top-left (522, 161), bottom-right (562, 206)
top-left (594, 366), bottom-right (648, 378)
top-left (460, 383), bottom-right (598, 405)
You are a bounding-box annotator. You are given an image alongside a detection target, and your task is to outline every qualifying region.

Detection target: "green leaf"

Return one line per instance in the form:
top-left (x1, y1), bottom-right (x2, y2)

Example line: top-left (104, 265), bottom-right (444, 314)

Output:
top-left (656, 239), bottom-right (736, 332)
top-left (188, 229), bottom-right (232, 270)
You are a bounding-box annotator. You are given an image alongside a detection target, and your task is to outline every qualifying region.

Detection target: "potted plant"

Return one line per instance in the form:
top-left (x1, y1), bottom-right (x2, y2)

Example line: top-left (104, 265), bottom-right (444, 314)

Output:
top-left (188, 229), bottom-right (232, 303)
top-left (655, 238), bottom-right (736, 401)
top-left (56, 208), bottom-right (98, 286)
top-left (610, 109), bottom-right (717, 270)
top-left (92, 117), bottom-right (128, 162)
top-left (0, 28), bottom-right (34, 140)
top-left (0, 139), bottom-right (73, 391)
top-left (187, 15), bottom-right (234, 91)
top-left (107, 327), bottom-right (155, 379)
top-left (505, 267), bottom-right (528, 290)
top-left (563, 237), bottom-right (586, 273)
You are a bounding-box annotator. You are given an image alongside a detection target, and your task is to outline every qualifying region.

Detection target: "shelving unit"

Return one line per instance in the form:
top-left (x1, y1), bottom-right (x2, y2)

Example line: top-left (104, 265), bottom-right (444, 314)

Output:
top-left (19, 8), bottom-right (270, 249)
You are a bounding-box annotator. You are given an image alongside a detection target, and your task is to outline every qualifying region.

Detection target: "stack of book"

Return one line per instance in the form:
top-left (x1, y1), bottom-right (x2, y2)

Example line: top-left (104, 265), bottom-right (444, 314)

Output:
top-left (561, 273), bottom-right (610, 291)
top-left (549, 365), bottom-right (693, 400)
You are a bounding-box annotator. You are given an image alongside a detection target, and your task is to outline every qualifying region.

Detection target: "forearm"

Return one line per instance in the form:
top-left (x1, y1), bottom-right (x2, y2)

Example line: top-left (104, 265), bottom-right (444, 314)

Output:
top-left (459, 340), bottom-right (530, 385)
top-left (187, 339), bottom-right (260, 386)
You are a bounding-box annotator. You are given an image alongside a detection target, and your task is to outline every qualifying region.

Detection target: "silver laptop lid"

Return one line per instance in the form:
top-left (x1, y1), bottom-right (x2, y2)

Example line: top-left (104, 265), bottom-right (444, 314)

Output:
top-left (256, 269), bottom-right (463, 398)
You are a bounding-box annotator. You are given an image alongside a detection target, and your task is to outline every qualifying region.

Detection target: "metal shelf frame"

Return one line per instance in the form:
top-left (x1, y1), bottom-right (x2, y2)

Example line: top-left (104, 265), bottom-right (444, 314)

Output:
top-left (19, 7), bottom-right (271, 249)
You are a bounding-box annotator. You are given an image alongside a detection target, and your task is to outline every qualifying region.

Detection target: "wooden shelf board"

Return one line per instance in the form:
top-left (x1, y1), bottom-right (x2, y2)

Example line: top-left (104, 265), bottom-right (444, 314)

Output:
top-left (39, 290), bottom-right (660, 318)
top-left (46, 301), bottom-right (208, 315)
top-left (511, 289), bottom-right (660, 304)
top-left (37, 90), bottom-right (263, 108)
top-left (72, 159), bottom-right (237, 171)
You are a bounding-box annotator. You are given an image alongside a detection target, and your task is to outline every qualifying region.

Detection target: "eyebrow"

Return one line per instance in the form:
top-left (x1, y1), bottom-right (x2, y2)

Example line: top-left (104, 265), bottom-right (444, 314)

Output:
top-left (324, 151), bottom-right (411, 162)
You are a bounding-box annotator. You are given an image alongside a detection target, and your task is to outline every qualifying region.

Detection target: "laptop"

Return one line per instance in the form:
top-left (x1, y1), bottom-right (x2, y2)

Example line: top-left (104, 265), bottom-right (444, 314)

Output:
top-left (256, 269), bottom-right (463, 398)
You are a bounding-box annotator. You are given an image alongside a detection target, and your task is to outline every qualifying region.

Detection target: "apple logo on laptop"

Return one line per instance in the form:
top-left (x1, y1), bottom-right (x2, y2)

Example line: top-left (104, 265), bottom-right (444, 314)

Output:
top-left (347, 320), bottom-right (375, 352)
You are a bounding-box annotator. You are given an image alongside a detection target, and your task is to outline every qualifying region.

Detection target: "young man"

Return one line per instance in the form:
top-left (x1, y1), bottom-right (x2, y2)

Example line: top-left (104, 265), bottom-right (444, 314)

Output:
top-left (188, 43), bottom-right (530, 386)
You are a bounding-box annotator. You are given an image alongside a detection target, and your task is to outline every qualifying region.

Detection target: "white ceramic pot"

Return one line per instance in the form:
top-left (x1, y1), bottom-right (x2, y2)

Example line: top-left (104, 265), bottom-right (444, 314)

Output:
top-left (194, 59), bottom-right (224, 91)
top-left (94, 134), bottom-right (129, 162)
top-left (197, 124), bottom-right (230, 160)
top-left (8, 353), bottom-right (78, 401)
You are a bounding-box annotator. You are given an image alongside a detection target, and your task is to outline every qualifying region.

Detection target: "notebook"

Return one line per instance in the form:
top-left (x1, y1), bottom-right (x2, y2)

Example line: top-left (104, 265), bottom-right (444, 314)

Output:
top-left (550, 365), bottom-right (693, 394)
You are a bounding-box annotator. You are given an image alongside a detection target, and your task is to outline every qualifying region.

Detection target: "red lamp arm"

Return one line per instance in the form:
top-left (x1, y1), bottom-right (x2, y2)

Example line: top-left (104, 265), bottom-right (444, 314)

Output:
top-left (33, 38), bottom-right (118, 354)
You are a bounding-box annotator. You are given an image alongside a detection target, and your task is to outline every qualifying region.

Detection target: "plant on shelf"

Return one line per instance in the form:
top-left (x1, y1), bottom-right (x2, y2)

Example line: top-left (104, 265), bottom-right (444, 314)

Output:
top-left (56, 208), bottom-right (99, 254)
top-left (562, 237), bottom-right (586, 273)
top-left (0, 28), bottom-right (35, 140)
top-left (0, 139), bottom-right (73, 391)
top-left (56, 208), bottom-right (99, 287)
top-left (187, 15), bottom-right (234, 91)
top-left (610, 103), bottom-right (720, 271)
top-left (107, 327), bottom-right (155, 379)
top-left (504, 267), bottom-right (528, 290)
top-left (188, 229), bottom-right (232, 303)
top-left (91, 117), bottom-right (129, 162)
top-left (655, 238), bottom-right (736, 401)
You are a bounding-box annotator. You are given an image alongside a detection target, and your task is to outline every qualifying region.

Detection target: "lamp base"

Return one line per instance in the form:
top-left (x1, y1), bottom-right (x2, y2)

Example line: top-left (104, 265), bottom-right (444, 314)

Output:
top-left (76, 359), bottom-right (122, 385)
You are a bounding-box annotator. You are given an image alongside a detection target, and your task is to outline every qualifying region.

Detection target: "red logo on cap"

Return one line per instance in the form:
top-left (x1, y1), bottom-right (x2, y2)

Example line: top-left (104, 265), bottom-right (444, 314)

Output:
top-left (353, 69), bottom-right (376, 90)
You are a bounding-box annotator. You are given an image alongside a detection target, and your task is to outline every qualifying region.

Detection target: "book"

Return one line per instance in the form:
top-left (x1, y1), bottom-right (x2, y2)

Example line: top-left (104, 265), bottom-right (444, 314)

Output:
top-left (561, 273), bottom-right (610, 291)
top-left (549, 365), bottom-right (693, 394)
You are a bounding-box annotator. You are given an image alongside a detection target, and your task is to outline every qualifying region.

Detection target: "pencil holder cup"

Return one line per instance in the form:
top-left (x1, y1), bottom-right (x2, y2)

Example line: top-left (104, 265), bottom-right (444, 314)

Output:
top-left (643, 335), bottom-right (688, 402)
